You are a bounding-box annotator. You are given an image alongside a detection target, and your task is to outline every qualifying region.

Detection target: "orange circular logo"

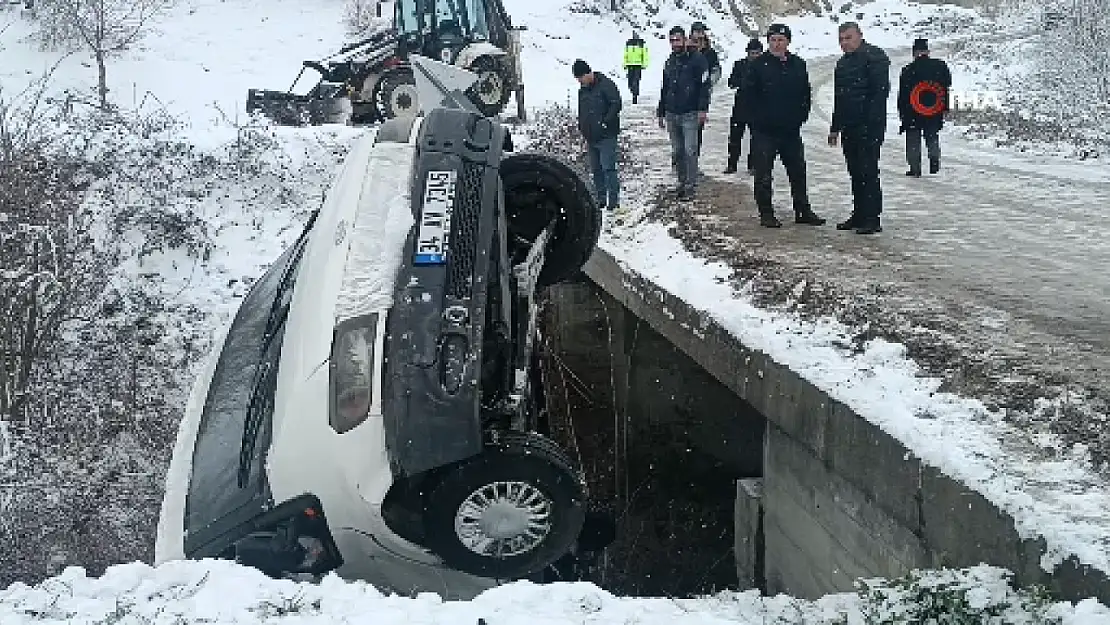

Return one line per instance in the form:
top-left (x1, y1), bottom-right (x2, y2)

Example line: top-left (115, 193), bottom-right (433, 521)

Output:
top-left (909, 81), bottom-right (947, 117)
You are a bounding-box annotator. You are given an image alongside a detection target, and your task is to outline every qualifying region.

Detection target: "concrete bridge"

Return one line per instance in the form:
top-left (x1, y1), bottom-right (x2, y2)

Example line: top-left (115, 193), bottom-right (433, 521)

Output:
top-left (537, 247), bottom-right (1110, 603)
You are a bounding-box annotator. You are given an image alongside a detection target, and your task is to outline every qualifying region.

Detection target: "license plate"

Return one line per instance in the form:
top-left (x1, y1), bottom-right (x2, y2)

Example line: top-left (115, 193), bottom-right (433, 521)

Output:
top-left (413, 169), bottom-right (457, 265)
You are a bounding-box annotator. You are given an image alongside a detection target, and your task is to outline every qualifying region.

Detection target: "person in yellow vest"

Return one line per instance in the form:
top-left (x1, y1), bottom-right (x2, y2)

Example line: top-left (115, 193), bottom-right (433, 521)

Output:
top-left (622, 31), bottom-right (649, 104)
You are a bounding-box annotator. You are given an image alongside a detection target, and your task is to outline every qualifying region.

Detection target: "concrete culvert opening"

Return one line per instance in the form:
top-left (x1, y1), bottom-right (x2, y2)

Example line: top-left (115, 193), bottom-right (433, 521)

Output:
top-left (537, 274), bottom-right (767, 597)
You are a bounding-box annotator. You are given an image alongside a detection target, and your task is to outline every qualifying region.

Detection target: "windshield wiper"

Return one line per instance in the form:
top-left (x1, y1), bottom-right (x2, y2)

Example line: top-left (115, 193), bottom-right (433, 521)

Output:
top-left (238, 360), bottom-right (272, 487)
top-left (260, 212), bottom-right (318, 351)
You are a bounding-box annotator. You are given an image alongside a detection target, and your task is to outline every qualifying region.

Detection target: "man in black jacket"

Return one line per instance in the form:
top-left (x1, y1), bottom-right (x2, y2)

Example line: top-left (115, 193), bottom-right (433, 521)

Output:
top-left (828, 22), bottom-right (890, 235)
top-left (742, 23), bottom-right (824, 228)
top-left (689, 22), bottom-right (721, 160)
top-left (725, 38), bottom-right (763, 174)
top-left (898, 38), bottom-right (951, 176)
top-left (656, 26), bottom-right (711, 201)
top-left (574, 59), bottom-right (623, 210)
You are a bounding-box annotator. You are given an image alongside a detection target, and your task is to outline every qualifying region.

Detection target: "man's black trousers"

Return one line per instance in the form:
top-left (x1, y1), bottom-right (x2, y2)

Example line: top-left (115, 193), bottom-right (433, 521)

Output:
top-left (840, 127), bottom-right (883, 224)
top-left (727, 113), bottom-right (753, 171)
top-left (750, 129), bottom-right (811, 215)
top-left (626, 67), bottom-right (642, 100)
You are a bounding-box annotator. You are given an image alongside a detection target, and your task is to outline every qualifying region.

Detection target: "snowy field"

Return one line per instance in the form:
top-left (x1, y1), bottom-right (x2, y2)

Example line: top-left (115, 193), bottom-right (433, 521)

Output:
top-left (2, 559), bottom-right (1110, 624)
top-left (3, 0), bottom-right (1110, 611)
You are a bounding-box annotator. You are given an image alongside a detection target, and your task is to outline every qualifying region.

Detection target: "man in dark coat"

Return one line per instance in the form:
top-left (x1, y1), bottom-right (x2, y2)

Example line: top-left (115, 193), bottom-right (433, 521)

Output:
top-left (689, 21), bottom-right (721, 160)
top-left (656, 26), bottom-right (711, 201)
top-left (724, 38), bottom-right (763, 174)
top-left (828, 22), bottom-right (890, 235)
top-left (574, 59), bottom-right (623, 210)
top-left (742, 23), bottom-right (824, 228)
top-left (898, 38), bottom-right (952, 176)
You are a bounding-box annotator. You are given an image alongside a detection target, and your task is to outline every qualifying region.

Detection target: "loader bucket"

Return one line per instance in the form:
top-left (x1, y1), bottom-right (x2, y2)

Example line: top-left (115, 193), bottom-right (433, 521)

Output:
top-left (245, 87), bottom-right (351, 127)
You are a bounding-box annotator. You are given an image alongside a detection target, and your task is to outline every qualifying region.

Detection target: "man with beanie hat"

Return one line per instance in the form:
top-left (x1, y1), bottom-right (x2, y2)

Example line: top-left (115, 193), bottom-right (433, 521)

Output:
top-left (828, 22), bottom-right (890, 235)
top-left (898, 37), bottom-right (951, 176)
top-left (741, 22), bottom-right (825, 228)
top-left (724, 38), bottom-right (763, 174)
top-left (657, 25), bottom-right (711, 200)
top-left (574, 59), bottom-right (624, 211)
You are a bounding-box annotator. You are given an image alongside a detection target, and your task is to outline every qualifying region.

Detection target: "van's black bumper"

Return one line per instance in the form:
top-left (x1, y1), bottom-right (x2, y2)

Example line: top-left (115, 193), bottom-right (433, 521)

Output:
top-left (381, 107), bottom-right (511, 477)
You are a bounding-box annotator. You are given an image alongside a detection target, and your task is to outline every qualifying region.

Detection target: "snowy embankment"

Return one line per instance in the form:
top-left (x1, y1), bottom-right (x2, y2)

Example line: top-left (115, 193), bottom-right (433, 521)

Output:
top-left (2, 559), bottom-right (1110, 624)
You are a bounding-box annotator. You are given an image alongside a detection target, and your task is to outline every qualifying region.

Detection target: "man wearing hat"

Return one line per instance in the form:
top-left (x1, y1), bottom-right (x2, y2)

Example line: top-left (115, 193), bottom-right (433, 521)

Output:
top-left (897, 37), bottom-right (952, 176)
top-left (573, 59), bottom-right (623, 211)
top-left (741, 23), bottom-right (825, 228)
top-left (725, 38), bottom-right (764, 174)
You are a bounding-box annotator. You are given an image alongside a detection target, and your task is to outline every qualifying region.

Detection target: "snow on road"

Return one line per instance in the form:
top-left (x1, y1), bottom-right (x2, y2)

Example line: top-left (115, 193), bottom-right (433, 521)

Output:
top-left (2, 559), bottom-right (1109, 624)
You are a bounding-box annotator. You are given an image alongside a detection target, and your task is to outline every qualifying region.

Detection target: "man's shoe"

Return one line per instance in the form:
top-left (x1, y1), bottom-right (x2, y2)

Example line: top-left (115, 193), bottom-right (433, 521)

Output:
top-left (836, 217), bottom-right (858, 231)
top-left (905, 169), bottom-right (921, 177)
top-left (929, 158), bottom-right (940, 174)
top-left (679, 188), bottom-right (696, 201)
top-left (795, 209), bottom-right (826, 226)
top-left (760, 213), bottom-right (782, 228)
top-left (724, 165), bottom-right (737, 174)
top-left (855, 222), bottom-right (882, 234)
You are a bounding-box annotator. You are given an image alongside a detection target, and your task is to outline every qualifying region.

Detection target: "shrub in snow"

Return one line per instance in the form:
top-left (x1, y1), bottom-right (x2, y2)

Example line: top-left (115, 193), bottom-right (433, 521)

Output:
top-left (851, 566), bottom-right (1061, 624)
top-left (0, 76), bottom-right (354, 587)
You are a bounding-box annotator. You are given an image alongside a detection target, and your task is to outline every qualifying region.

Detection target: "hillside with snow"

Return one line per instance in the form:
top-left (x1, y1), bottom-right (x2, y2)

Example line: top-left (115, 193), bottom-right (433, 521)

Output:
top-left (4, 0), bottom-right (1110, 616)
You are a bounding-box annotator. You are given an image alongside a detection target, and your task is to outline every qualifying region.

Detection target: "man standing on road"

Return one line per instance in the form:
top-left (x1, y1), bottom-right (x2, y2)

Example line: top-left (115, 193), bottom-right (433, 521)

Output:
top-left (742, 23), bottom-right (825, 228)
top-left (724, 38), bottom-right (763, 175)
top-left (689, 21), bottom-right (721, 159)
top-left (828, 22), bottom-right (890, 235)
top-left (898, 38), bottom-right (951, 176)
top-left (574, 59), bottom-right (623, 211)
top-left (657, 26), bottom-right (711, 201)
top-left (622, 31), bottom-right (649, 104)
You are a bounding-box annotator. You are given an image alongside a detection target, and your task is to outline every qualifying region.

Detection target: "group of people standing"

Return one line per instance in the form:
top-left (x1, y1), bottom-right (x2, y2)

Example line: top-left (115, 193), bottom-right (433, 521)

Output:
top-left (571, 20), bottom-right (951, 235)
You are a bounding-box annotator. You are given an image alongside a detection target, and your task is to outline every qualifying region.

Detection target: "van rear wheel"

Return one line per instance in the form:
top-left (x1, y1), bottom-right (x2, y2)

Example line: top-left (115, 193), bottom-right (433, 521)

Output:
top-left (423, 432), bottom-right (585, 579)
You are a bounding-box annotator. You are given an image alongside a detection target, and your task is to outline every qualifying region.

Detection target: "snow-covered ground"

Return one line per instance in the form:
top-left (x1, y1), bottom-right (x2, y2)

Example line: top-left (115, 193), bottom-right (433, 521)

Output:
top-left (3, 559), bottom-right (1110, 624)
top-left (3, 0), bottom-right (1110, 609)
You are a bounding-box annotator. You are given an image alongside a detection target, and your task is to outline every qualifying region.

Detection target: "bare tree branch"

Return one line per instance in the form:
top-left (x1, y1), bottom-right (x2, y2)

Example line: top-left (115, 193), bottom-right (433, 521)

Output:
top-left (31, 0), bottom-right (173, 108)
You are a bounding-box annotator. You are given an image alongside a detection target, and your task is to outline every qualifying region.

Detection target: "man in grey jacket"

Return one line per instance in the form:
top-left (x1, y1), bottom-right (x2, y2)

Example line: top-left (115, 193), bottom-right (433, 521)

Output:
top-left (656, 25), bottom-right (711, 201)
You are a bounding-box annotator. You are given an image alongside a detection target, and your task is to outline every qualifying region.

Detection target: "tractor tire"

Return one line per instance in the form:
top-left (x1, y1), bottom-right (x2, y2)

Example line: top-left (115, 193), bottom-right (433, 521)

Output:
top-left (373, 68), bottom-right (421, 120)
top-left (500, 153), bottom-right (601, 288)
top-left (466, 56), bottom-right (513, 118)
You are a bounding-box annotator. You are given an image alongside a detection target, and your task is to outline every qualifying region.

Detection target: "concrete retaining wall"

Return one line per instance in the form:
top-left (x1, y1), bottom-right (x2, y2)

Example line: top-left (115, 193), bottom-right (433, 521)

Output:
top-left (582, 248), bottom-right (1110, 604)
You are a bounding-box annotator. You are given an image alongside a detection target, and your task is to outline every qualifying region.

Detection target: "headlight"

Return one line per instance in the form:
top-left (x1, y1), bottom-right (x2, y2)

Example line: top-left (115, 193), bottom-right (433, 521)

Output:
top-left (329, 313), bottom-right (381, 433)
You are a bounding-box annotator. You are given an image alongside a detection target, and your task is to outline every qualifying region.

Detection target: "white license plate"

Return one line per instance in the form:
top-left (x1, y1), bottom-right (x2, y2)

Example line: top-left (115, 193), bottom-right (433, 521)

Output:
top-left (413, 169), bottom-right (458, 265)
